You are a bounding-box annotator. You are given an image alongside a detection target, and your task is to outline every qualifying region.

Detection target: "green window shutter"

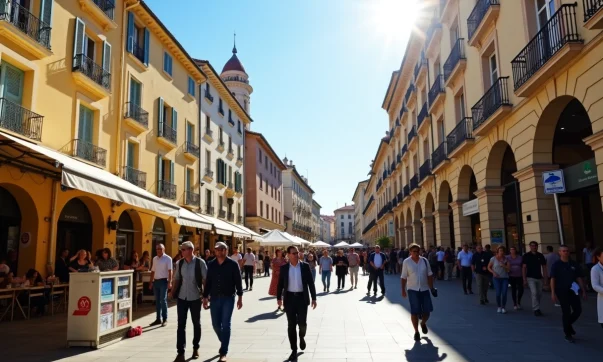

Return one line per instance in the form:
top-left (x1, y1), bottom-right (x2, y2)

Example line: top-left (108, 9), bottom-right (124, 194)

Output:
top-left (143, 28), bottom-right (150, 65)
top-left (157, 155), bottom-right (163, 195)
top-left (157, 97), bottom-right (164, 136)
top-left (170, 161), bottom-right (175, 184)
top-left (73, 17), bottom-right (85, 60)
top-left (127, 12), bottom-right (134, 52)
top-left (172, 108), bottom-right (177, 131)
top-left (102, 40), bottom-right (112, 73)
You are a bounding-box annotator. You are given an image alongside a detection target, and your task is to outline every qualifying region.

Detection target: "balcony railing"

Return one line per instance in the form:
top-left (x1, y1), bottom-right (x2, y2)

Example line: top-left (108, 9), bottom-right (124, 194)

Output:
top-left (222, 75), bottom-right (249, 84)
top-left (418, 102), bottom-right (429, 128)
top-left (468, 0), bottom-right (500, 41)
top-left (362, 196), bottom-right (374, 215)
top-left (428, 75), bottom-right (445, 107)
top-left (205, 127), bottom-right (213, 138)
top-left (419, 159), bottom-right (432, 181)
top-left (72, 139), bottom-right (107, 167)
top-left (447, 117), bottom-right (474, 155)
top-left (238, 215), bottom-right (243, 224)
top-left (185, 190), bottom-right (200, 206)
top-left (432, 142), bottom-right (448, 170)
top-left (204, 168), bottom-right (214, 179)
top-left (159, 124), bottom-right (177, 144)
top-left (444, 38), bottom-right (465, 82)
top-left (129, 40), bottom-right (145, 64)
top-left (390, 161), bottom-right (395, 172)
top-left (124, 102), bottom-right (148, 128)
top-left (73, 54), bottom-right (111, 90)
top-left (405, 84), bottom-right (415, 104)
top-left (218, 209), bottom-right (226, 219)
top-left (511, 4), bottom-right (582, 91)
top-left (584, 0), bottom-right (603, 22)
top-left (0, 97), bottom-right (43, 141)
top-left (426, 21), bottom-right (442, 44)
top-left (397, 153), bottom-right (402, 163)
top-left (402, 144), bottom-right (408, 156)
top-left (392, 196), bottom-right (398, 208)
top-left (397, 192), bottom-right (403, 203)
top-left (362, 219), bottom-right (376, 235)
top-left (204, 206), bottom-right (214, 215)
top-left (92, 0), bottom-right (115, 20)
top-left (158, 180), bottom-right (176, 200)
top-left (410, 174), bottom-right (419, 191)
top-left (184, 141), bottom-right (200, 158)
top-left (227, 212), bottom-right (234, 222)
top-left (414, 52), bottom-right (427, 79)
top-left (0, 0), bottom-right (52, 49)
top-left (403, 184), bottom-right (410, 197)
top-left (122, 166), bottom-right (146, 189)
top-left (227, 182), bottom-right (234, 190)
top-left (471, 77), bottom-right (511, 131)
top-left (408, 125), bottom-right (417, 144)
top-left (204, 90), bottom-right (214, 103)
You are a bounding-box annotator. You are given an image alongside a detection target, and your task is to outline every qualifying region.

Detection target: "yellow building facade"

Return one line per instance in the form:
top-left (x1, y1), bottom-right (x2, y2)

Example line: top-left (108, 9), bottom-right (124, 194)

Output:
top-left (363, 0), bottom-right (603, 257)
top-left (0, 0), bottom-right (251, 277)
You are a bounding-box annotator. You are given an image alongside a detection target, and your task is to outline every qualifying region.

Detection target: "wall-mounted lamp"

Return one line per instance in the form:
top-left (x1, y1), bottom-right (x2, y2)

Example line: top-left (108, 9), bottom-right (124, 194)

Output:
top-left (107, 216), bottom-right (119, 234)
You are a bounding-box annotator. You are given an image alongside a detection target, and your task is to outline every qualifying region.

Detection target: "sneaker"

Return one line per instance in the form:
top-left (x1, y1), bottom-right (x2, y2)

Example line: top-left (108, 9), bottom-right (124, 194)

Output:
top-left (300, 335), bottom-right (306, 350)
top-left (501, 308), bottom-right (507, 314)
top-left (174, 354), bottom-right (185, 362)
top-left (421, 323), bottom-right (428, 334)
top-left (469, 290), bottom-right (474, 294)
top-left (161, 320), bottom-right (167, 327)
top-left (354, 285), bottom-right (357, 289)
top-left (534, 310), bottom-right (543, 317)
top-left (413, 331), bottom-right (420, 341)
top-left (149, 319), bottom-right (161, 327)
top-left (366, 292), bottom-right (370, 296)
top-left (192, 348), bottom-right (199, 359)
top-left (554, 303), bottom-right (561, 307)
top-left (250, 288), bottom-right (253, 291)
top-left (564, 335), bottom-right (575, 343)
top-left (288, 351), bottom-right (298, 361)
top-left (497, 308), bottom-right (502, 313)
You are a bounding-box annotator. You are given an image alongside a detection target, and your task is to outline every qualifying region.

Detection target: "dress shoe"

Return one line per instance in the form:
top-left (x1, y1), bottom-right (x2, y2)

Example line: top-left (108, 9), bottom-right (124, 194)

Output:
top-left (192, 348), bottom-right (199, 359)
top-left (149, 319), bottom-right (161, 326)
top-left (173, 354), bottom-right (185, 362)
top-left (288, 351), bottom-right (298, 361)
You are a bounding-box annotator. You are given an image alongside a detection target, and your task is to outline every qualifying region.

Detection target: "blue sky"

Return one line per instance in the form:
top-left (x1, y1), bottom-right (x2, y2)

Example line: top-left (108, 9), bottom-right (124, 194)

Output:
top-left (146, 0), bottom-right (412, 215)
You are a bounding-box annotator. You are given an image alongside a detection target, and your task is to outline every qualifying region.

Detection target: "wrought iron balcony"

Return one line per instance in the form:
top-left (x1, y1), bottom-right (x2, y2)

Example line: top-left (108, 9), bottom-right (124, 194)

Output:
top-left (390, 161), bottom-right (396, 172)
top-left (92, 0), bottom-right (115, 20)
top-left (204, 90), bottom-right (214, 103)
top-left (159, 123), bottom-right (177, 144)
top-left (222, 75), bottom-right (249, 84)
top-left (382, 169), bottom-right (388, 179)
top-left (362, 219), bottom-right (376, 234)
top-left (227, 182), bottom-right (234, 190)
top-left (402, 144), bottom-right (408, 156)
top-left (397, 153), bottom-right (402, 163)
top-left (403, 184), bottom-right (410, 197)
top-left (238, 215), bottom-right (243, 224)
top-left (444, 38), bottom-right (466, 84)
top-left (408, 125), bottom-right (417, 144)
top-left (124, 102), bottom-right (148, 128)
top-left (129, 40), bottom-right (145, 64)
top-left (419, 159), bottom-right (432, 181)
top-left (376, 179), bottom-right (383, 191)
top-left (362, 196), bottom-right (374, 215)
top-left (72, 139), bottom-right (106, 167)
top-left (0, 98), bottom-right (43, 141)
top-left (418, 103), bottom-right (429, 128)
top-left (447, 117), bottom-right (474, 155)
top-left (399, 104), bottom-right (407, 119)
top-left (236, 156), bottom-right (243, 164)
top-left (431, 142), bottom-right (448, 170)
top-left (185, 190), bottom-right (200, 206)
top-left (204, 127), bottom-right (213, 138)
top-left (428, 75), bottom-right (445, 107)
top-left (392, 196), bottom-right (398, 208)
top-left (218, 139), bottom-right (225, 149)
top-left (584, 0), bottom-right (603, 22)
top-left (184, 141), bottom-right (200, 158)
top-left (122, 166), bottom-right (146, 189)
top-left (73, 54), bottom-right (111, 90)
top-left (405, 84), bottom-right (415, 104)
top-left (235, 185), bottom-right (243, 193)
top-left (218, 209), bottom-right (226, 218)
top-left (204, 206), bottom-right (214, 215)
top-left (0, 0), bottom-right (52, 49)
top-left (410, 174), bottom-right (419, 192)
top-left (511, 4), bottom-right (582, 91)
top-left (397, 192), bottom-right (403, 203)
top-left (227, 212), bottom-right (235, 222)
top-left (158, 180), bottom-right (176, 200)
top-left (468, 0), bottom-right (499, 41)
top-left (414, 52), bottom-right (427, 79)
top-left (471, 77), bottom-right (511, 131)
top-left (204, 168), bottom-right (214, 179)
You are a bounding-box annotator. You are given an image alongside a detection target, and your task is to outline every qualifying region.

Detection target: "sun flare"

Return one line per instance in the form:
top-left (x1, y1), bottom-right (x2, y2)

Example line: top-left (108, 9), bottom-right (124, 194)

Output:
top-left (368, 0), bottom-right (423, 39)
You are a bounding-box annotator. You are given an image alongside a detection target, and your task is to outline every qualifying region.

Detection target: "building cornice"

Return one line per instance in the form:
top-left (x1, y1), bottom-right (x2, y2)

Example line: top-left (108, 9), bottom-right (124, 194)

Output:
top-left (245, 130), bottom-right (287, 170)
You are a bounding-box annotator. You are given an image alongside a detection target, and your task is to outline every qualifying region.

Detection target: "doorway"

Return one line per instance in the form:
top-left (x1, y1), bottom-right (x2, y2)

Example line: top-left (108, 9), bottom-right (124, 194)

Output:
top-left (56, 198), bottom-right (92, 259)
top-left (151, 218), bottom-right (167, 258)
top-left (116, 211), bottom-right (135, 268)
top-left (0, 186), bottom-right (21, 273)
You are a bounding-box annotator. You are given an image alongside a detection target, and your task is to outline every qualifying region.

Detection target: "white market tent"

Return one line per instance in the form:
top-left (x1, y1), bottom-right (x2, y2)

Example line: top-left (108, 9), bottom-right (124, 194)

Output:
top-left (259, 230), bottom-right (300, 247)
top-left (333, 241), bottom-right (351, 248)
top-left (283, 232), bottom-right (311, 247)
top-left (294, 236), bottom-right (312, 247)
top-left (349, 242), bottom-right (365, 248)
top-left (312, 241), bottom-right (331, 248)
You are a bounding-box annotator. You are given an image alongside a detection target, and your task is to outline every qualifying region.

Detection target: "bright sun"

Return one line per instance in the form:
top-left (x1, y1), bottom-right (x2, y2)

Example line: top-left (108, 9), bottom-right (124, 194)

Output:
top-left (367, 0), bottom-right (423, 40)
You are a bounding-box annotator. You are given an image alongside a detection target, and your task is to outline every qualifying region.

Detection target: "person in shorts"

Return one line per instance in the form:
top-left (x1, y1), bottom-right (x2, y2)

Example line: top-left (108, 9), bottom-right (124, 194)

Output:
top-left (401, 243), bottom-right (435, 341)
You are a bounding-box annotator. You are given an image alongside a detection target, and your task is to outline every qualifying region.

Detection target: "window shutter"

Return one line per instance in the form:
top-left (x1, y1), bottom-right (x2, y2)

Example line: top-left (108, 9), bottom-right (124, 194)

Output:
top-left (102, 40), bottom-right (111, 73)
top-left (73, 18), bottom-right (85, 60)
top-left (170, 161), bottom-right (175, 184)
top-left (127, 12), bottom-right (134, 52)
top-left (172, 108), bottom-right (177, 131)
top-left (157, 155), bottom-right (163, 195)
top-left (216, 159), bottom-right (221, 184)
top-left (157, 97), bottom-right (164, 136)
top-left (143, 28), bottom-right (150, 65)
top-left (39, 0), bottom-right (53, 25)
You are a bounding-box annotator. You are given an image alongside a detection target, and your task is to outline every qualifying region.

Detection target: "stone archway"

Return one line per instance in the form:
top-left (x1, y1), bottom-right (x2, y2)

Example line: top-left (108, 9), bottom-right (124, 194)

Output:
top-left (413, 201), bottom-right (424, 247)
top-left (435, 181), bottom-right (454, 248)
top-left (394, 215), bottom-right (400, 248)
top-left (405, 208), bottom-right (413, 248)
top-left (454, 165), bottom-right (478, 246)
top-left (423, 193), bottom-right (436, 247)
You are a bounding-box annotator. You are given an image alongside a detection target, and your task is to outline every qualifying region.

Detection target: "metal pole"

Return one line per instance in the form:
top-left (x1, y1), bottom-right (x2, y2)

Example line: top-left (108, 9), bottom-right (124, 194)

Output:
top-left (553, 193), bottom-right (565, 245)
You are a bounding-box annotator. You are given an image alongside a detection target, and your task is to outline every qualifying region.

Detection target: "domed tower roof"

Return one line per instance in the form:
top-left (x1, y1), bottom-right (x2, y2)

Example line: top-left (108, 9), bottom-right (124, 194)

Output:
top-left (221, 35), bottom-right (247, 75)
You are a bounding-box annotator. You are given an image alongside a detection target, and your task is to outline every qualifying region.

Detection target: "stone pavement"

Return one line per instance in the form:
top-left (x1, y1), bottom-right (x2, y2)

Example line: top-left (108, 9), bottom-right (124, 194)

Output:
top-left (1, 271), bottom-right (603, 362)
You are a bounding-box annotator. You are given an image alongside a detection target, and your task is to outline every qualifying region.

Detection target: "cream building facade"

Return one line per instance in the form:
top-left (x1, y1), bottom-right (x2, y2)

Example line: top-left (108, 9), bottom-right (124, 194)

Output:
top-left (282, 158), bottom-right (314, 240)
top-left (320, 215), bottom-right (335, 243)
top-left (362, 0), bottom-right (603, 258)
top-left (312, 200), bottom-right (322, 241)
top-left (352, 180), bottom-right (368, 243)
top-left (334, 205), bottom-right (355, 241)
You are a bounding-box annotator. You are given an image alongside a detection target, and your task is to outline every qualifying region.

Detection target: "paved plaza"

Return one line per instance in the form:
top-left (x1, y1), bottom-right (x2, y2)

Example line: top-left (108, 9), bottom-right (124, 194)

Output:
top-left (1, 272), bottom-right (602, 362)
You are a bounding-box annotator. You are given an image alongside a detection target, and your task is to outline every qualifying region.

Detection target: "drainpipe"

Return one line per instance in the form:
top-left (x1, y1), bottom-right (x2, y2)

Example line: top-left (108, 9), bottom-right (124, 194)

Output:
top-left (46, 180), bottom-right (59, 273)
top-left (114, 1), bottom-right (141, 175)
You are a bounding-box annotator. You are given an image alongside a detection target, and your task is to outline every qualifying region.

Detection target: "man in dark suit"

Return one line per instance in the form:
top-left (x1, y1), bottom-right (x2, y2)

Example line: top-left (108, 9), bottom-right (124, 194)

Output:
top-left (367, 245), bottom-right (387, 296)
top-left (277, 246), bottom-right (317, 362)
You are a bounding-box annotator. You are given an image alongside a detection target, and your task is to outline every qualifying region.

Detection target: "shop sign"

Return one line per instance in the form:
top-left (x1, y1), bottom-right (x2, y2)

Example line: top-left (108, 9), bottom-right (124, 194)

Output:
top-left (542, 170), bottom-right (566, 194)
top-left (563, 158), bottom-right (598, 192)
top-left (73, 296), bottom-right (91, 316)
top-left (462, 199), bottom-right (479, 216)
top-left (20, 232), bottom-right (31, 248)
top-left (490, 229), bottom-right (504, 244)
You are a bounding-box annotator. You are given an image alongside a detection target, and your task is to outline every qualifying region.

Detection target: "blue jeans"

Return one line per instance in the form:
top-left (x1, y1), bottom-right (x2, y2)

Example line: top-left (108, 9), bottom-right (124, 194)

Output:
top-left (321, 270), bottom-right (331, 289)
top-left (153, 279), bottom-right (168, 321)
top-left (493, 277), bottom-right (509, 308)
top-left (210, 296), bottom-right (235, 356)
top-left (310, 269), bottom-right (316, 282)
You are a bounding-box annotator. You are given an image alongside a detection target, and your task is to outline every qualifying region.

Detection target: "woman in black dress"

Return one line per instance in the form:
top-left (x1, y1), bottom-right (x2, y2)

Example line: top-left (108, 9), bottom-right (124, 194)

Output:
top-left (333, 249), bottom-right (349, 290)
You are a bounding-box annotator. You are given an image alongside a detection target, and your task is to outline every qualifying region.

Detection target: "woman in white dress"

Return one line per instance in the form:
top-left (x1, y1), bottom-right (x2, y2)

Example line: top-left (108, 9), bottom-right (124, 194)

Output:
top-left (590, 247), bottom-right (603, 328)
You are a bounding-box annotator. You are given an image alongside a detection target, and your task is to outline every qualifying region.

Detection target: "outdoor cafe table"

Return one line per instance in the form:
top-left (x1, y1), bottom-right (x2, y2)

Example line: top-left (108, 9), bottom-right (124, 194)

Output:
top-left (0, 283), bottom-right (69, 322)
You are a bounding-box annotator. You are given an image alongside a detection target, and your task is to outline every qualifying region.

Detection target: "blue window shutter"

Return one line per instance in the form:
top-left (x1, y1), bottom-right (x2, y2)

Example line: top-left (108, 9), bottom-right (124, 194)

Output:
top-left (157, 155), bottom-right (163, 195)
top-left (143, 28), bottom-right (150, 65)
top-left (102, 40), bottom-right (111, 73)
top-left (216, 159), bottom-right (220, 183)
top-left (163, 52), bottom-right (167, 73)
top-left (73, 18), bottom-right (85, 60)
top-left (127, 12), bottom-right (134, 52)
top-left (157, 97), bottom-right (164, 136)
top-left (172, 108), bottom-right (177, 131)
top-left (170, 161), bottom-right (175, 184)
top-left (169, 55), bottom-right (173, 75)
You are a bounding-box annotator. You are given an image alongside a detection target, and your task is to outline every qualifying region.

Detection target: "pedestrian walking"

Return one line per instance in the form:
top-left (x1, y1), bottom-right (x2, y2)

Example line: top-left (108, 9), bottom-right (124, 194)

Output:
top-left (483, 244), bottom-right (494, 289)
top-left (318, 249), bottom-right (333, 292)
top-left (269, 249), bottom-right (287, 301)
top-left (243, 248), bottom-right (255, 291)
top-left (522, 241), bottom-right (548, 316)
top-left (457, 245), bottom-right (473, 295)
top-left (444, 247), bottom-right (454, 281)
top-left (471, 245), bottom-right (490, 305)
top-left (367, 245), bottom-right (386, 296)
top-left (590, 247), bottom-right (603, 328)
top-left (202, 242), bottom-right (243, 361)
top-left (347, 247), bottom-right (360, 289)
top-left (550, 245), bottom-right (587, 343)
top-left (307, 252), bottom-right (317, 281)
top-left (488, 246), bottom-right (510, 314)
top-left (398, 247), bottom-right (408, 274)
top-left (149, 243), bottom-right (172, 327)
top-left (171, 241), bottom-right (207, 362)
top-left (584, 241), bottom-right (595, 291)
top-left (333, 249), bottom-right (349, 290)
top-left (401, 243), bottom-right (436, 342)
top-left (507, 246), bottom-right (524, 310)
top-left (264, 253), bottom-right (271, 277)
top-left (389, 248), bottom-right (398, 275)
top-left (360, 250), bottom-right (368, 275)
top-left (277, 246), bottom-right (317, 362)
top-left (545, 245), bottom-right (559, 290)
top-left (436, 247), bottom-right (445, 280)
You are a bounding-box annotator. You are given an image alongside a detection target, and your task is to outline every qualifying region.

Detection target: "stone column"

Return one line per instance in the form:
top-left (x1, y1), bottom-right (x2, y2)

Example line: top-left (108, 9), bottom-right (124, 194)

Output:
top-left (398, 227), bottom-right (406, 247)
top-left (434, 210), bottom-right (451, 248)
top-left (413, 220), bottom-right (423, 246)
top-left (421, 216), bottom-right (435, 247)
top-left (513, 164), bottom-right (560, 251)
top-left (450, 201), bottom-right (472, 246)
top-left (584, 131), bottom-right (603, 211)
top-left (474, 187), bottom-right (505, 246)
top-left (405, 225), bottom-right (413, 246)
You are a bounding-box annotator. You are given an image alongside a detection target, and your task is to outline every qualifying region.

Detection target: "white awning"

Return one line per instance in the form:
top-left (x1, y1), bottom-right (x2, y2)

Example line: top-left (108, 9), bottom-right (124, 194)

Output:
top-left (231, 223), bottom-right (262, 241)
top-left (259, 230), bottom-right (299, 247)
top-left (177, 208), bottom-right (212, 230)
top-left (0, 131), bottom-right (179, 216)
top-left (198, 213), bottom-right (250, 239)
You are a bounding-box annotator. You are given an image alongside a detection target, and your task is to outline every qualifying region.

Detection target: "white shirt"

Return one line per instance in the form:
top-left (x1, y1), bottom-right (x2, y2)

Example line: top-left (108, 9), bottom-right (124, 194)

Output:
top-left (243, 253), bottom-right (255, 266)
top-left (401, 257), bottom-right (433, 291)
top-left (373, 253), bottom-right (383, 268)
top-left (230, 253), bottom-right (242, 263)
top-left (288, 262), bottom-right (303, 292)
top-left (458, 250), bottom-right (473, 267)
top-left (151, 254), bottom-right (173, 279)
top-left (436, 251), bottom-right (445, 262)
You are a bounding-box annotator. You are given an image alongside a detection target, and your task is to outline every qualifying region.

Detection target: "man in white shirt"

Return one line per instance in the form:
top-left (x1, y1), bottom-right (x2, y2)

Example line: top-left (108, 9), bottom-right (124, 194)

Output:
top-left (243, 248), bottom-right (256, 291)
top-left (149, 243), bottom-right (173, 327)
top-left (457, 244), bottom-right (474, 295)
top-left (401, 243), bottom-right (435, 342)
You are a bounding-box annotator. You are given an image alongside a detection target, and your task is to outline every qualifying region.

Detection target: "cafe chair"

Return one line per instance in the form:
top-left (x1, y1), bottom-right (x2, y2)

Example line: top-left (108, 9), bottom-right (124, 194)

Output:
top-left (27, 287), bottom-right (45, 319)
top-left (50, 284), bottom-right (67, 315)
top-left (134, 281), bottom-right (144, 310)
top-left (0, 289), bottom-right (14, 322)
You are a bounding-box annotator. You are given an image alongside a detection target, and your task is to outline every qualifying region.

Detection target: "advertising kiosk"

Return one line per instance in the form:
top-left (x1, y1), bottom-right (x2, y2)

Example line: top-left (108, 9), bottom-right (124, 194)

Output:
top-left (67, 270), bottom-right (134, 348)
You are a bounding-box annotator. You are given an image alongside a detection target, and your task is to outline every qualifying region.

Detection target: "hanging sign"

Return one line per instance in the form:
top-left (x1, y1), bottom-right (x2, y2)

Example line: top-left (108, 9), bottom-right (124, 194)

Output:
top-left (542, 170), bottom-right (566, 194)
top-left (462, 199), bottom-right (479, 216)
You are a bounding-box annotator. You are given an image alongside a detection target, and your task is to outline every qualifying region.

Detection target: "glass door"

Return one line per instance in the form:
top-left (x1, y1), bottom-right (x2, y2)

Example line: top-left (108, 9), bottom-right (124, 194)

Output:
top-left (115, 234), bottom-right (130, 269)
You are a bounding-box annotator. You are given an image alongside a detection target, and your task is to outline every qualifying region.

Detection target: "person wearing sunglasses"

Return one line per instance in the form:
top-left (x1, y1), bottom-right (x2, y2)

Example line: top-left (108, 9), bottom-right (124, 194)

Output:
top-left (149, 243), bottom-right (173, 328)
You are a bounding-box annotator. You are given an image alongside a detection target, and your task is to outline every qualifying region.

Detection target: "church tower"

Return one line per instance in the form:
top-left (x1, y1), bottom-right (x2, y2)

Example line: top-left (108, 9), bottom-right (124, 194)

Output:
top-left (220, 34), bottom-right (253, 120)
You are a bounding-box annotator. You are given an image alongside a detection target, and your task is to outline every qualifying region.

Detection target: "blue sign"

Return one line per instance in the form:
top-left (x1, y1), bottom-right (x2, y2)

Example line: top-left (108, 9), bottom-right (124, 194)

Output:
top-left (542, 170), bottom-right (566, 194)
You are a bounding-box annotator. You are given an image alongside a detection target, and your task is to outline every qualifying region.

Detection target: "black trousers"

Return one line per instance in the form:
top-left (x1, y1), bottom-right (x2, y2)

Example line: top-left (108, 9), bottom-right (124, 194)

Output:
top-left (461, 266), bottom-right (473, 292)
top-left (284, 292), bottom-right (308, 352)
top-left (244, 265), bottom-right (254, 288)
top-left (556, 289), bottom-right (582, 336)
top-left (509, 276), bottom-right (524, 305)
top-left (337, 274), bottom-right (345, 289)
top-left (367, 269), bottom-right (385, 293)
top-left (264, 262), bottom-right (270, 276)
top-left (177, 298), bottom-right (201, 355)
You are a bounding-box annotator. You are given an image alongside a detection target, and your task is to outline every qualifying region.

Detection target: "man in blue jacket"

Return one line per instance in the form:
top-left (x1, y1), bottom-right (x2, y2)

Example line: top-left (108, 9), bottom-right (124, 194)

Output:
top-left (367, 245), bottom-right (387, 296)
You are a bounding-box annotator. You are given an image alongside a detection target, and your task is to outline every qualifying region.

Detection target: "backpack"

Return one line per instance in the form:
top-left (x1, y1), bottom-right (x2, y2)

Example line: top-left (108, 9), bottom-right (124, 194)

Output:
top-left (172, 258), bottom-right (204, 298)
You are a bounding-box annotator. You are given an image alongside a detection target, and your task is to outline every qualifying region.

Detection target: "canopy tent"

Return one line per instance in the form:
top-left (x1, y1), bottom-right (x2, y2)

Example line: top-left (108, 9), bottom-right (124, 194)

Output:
top-left (199, 213), bottom-right (250, 239)
top-left (231, 223), bottom-right (263, 242)
top-left (177, 208), bottom-right (212, 230)
top-left (311, 241), bottom-right (331, 248)
top-left (294, 236), bottom-right (311, 247)
top-left (333, 241), bottom-right (351, 248)
top-left (349, 242), bottom-right (365, 248)
top-left (282, 232), bottom-right (310, 247)
top-left (258, 230), bottom-right (300, 247)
